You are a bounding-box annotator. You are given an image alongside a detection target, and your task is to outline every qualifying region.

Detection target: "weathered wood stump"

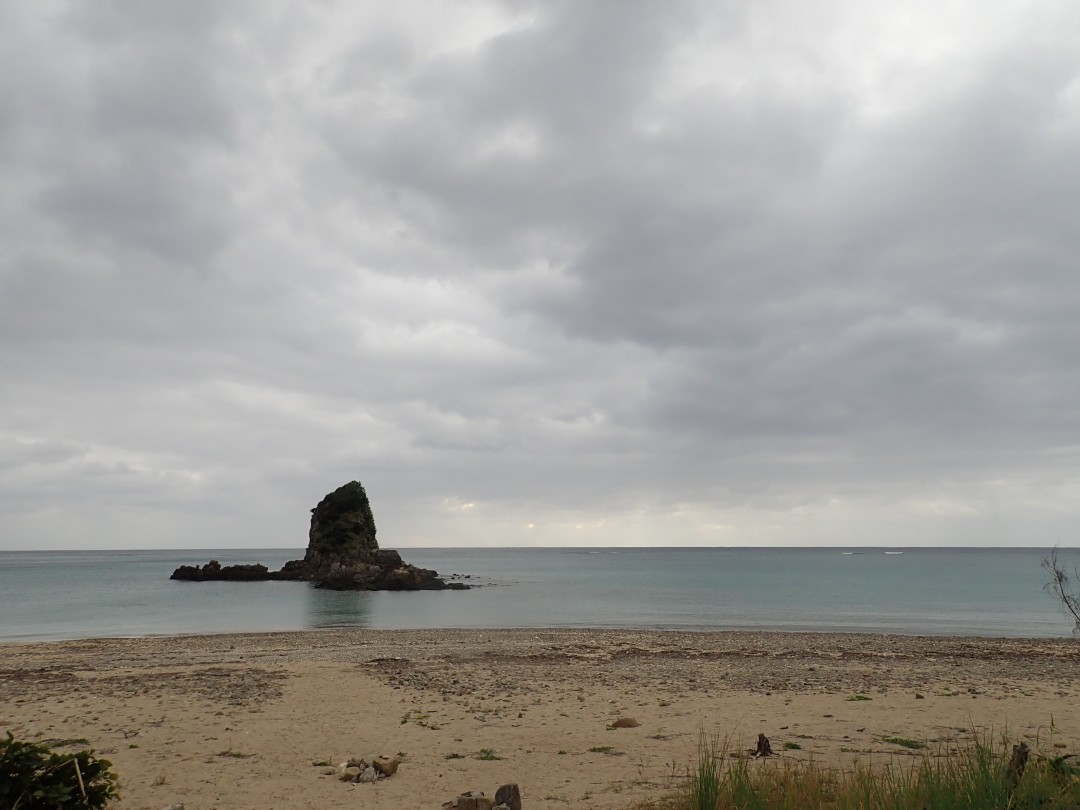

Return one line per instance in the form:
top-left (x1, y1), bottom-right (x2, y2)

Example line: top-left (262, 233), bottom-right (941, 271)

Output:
top-left (1006, 741), bottom-right (1029, 787)
top-left (754, 733), bottom-right (773, 758)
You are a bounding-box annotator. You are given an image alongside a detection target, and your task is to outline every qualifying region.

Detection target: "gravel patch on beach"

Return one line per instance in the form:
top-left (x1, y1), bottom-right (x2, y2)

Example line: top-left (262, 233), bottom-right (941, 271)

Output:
top-left (4, 628), bottom-right (1078, 701)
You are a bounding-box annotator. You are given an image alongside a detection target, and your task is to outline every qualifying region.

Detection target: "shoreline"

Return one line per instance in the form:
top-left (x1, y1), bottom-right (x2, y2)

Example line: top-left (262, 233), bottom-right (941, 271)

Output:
top-left (6, 621), bottom-right (1078, 646)
top-left (4, 623), bottom-right (1080, 643)
top-left (4, 629), bottom-right (1079, 809)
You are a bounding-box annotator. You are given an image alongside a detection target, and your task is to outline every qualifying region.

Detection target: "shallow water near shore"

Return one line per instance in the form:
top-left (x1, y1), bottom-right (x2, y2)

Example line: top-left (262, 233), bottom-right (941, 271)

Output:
top-left (1, 546), bottom-right (1077, 641)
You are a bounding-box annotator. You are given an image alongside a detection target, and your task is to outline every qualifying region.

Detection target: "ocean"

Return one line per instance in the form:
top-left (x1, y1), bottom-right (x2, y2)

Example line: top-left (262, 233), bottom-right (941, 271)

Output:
top-left (0, 547), bottom-right (1077, 642)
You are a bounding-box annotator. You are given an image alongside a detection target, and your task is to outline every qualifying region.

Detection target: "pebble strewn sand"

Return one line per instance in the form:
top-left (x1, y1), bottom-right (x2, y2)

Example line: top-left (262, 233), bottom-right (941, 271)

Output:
top-left (3, 629), bottom-right (1079, 809)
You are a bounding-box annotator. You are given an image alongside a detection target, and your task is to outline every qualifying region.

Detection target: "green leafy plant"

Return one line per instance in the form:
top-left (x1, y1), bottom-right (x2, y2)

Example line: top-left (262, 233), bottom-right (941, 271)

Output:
top-left (0, 732), bottom-right (119, 809)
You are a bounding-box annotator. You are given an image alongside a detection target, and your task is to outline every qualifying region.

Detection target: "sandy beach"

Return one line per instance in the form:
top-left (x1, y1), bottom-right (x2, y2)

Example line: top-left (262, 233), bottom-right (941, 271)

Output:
top-left (3, 629), bottom-right (1079, 809)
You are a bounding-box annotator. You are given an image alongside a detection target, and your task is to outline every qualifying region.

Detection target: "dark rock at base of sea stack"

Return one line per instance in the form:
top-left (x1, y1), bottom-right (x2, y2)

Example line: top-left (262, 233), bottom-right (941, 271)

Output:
top-left (170, 481), bottom-right (468, 591)
top-left (170, 561), bottom-right (275, 582)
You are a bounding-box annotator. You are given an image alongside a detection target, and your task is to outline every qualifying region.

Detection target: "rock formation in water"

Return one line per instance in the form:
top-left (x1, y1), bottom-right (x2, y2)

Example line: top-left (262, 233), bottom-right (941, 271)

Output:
top-left (170, 481), bottom-right (467, 590)
top-left (168, 560), bottom-right (273, 582)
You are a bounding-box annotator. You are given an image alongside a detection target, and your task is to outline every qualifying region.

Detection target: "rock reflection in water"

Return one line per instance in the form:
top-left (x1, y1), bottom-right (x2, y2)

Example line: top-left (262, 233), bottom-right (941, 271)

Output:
top-left (304, 586), bottom-right (373, 629)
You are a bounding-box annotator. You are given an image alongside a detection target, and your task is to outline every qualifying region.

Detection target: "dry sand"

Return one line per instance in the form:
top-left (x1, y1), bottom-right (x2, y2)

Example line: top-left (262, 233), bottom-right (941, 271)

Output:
top-left (2, 629), bottom-right (1079, 809)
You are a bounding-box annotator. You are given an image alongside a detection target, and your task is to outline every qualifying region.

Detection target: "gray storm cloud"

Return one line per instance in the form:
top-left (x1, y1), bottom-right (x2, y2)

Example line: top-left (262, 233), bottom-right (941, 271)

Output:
top-left (2, 0), bottom-right (1079, 549)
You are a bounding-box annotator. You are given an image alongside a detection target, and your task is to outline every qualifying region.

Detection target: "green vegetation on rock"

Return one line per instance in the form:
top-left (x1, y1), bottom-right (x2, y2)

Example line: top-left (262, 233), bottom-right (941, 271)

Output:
top-left (308, 480), bottom-right (377, 552)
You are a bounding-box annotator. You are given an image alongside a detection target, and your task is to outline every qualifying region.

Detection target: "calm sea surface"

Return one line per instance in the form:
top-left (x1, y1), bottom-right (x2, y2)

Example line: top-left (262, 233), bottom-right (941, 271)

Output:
top-left (1, 547), bottom-right (1077, 642)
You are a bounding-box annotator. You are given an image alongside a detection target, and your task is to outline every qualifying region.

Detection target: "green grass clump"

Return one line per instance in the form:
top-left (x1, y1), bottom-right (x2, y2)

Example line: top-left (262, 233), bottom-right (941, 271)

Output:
top-left (475, 748), bottom-right (502, 761)
top-left (783, 742), bottom-right (802, 750)
top-left (630, 731), bottom-right (1080, 810)
top-left (42, 738), bottom-right (92, 747)
top-left (882, 737), bottom-right (927, 750)
top-left (589, 745), bottom-right (615, 754)
top-left (217, 748), bottom-right (253, 758)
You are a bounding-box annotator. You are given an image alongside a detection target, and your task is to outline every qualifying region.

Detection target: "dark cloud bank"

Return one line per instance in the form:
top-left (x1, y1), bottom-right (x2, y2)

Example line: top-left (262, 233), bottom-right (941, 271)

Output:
top-left (3, 1), bottom-right (1079, 549)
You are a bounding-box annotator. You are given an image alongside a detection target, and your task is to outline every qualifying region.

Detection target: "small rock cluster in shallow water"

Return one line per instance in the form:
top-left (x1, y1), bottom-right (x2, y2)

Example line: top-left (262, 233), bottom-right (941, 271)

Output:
top-left (170, 481), bottom-right (468, 591)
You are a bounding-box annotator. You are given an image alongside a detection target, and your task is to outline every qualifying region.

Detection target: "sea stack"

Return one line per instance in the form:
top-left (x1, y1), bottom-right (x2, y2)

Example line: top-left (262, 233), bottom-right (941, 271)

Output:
top-left (171, 481), bottom-right (466, 590)
top-left (302, 481), bottom-right (379, 579)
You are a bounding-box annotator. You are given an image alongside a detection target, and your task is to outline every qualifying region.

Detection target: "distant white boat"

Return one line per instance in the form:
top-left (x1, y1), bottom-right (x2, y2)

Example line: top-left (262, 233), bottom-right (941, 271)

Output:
top-left (883, 551), bottom-right (904, 555)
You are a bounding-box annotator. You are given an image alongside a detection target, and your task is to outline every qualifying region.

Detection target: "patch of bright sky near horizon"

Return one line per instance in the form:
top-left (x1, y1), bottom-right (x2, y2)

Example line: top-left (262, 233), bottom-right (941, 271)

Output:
top-left (2, 0), bottom-right (1080, 550)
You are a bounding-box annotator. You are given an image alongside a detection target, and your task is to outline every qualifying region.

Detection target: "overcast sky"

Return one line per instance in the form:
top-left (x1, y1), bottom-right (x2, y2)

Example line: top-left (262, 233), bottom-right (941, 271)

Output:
top-left (2, 1), bottom-right (1079, 551)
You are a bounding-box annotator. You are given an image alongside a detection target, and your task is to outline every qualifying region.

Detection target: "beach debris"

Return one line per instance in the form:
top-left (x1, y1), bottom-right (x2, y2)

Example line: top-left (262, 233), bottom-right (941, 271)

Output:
top-left (444, 784), bottom-right (522, 809)
top-left (334, 753), bottom-right (400, 783)
top-left (495, 782), bottom-right (522, 810)
top-left (444, 791), bottom-right (494, 810)
top-left (373, 754), bottom-right (400, 776)
top-left (753, 733), bottom-right (774, 758)
top-left (610, 717), bottom-right (639, 728)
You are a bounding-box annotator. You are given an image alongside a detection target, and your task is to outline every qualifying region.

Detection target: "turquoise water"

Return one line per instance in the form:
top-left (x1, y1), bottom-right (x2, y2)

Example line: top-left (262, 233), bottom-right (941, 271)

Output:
top-left (0, 547), bottom-right (1077, 641)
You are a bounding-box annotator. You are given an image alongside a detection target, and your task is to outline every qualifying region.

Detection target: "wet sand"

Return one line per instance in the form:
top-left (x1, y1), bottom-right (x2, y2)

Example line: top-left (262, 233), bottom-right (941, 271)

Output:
top-left (2, 629), bottom-right (1079, 809)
